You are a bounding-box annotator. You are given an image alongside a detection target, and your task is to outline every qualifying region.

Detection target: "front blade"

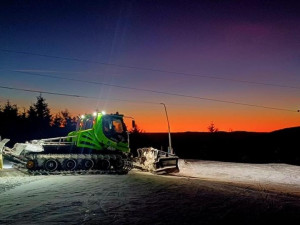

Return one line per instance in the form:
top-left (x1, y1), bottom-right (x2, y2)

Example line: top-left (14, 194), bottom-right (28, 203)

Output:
top-left (135, 147), bottom-right (179, 174)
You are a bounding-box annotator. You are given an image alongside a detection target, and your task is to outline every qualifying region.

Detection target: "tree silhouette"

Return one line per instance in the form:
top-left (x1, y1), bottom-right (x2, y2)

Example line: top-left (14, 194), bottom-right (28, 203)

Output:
top-left (0, 101), bottom-right (19, 140)
top-left (61, 109), bottom-right (76, 130)
top-left (51, 109), bottom-right (77, 136)
top-left (27, 105), bottom-right (37, 123)
top-left (3, 100), bottom-right (18, 118)
top-left (129, 122), bottom-right (144, 134)
top-left (26, 95), bottom-right (52, 138)
top-left (34, 95), bottom-right (52, 127)
top-left (0, 97), bottom-right (75, 143)
top-left (208, 122), bottom-right (218, 133)
top-left (52, 112), bottom-right (63, 128)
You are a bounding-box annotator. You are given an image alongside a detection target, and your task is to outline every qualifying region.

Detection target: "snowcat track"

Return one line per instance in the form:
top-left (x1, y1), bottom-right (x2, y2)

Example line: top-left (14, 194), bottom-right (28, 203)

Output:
top-left (13, 165), bottom-right (131, 176)
top-left (13, 162), bottom-right (132, 176)
top-left (9, 153), bottom-right (133, 176)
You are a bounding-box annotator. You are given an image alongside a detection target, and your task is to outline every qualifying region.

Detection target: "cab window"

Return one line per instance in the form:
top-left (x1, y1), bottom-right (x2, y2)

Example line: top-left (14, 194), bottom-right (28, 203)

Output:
top-left (85, 119), bottom-right (94, 129)
top-left (113, 119), bottom-right (124, 133)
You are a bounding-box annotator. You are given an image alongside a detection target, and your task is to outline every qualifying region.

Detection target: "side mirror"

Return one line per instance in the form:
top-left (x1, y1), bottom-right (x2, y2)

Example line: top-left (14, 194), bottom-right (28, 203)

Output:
top-left (132, 120), bottom-right (136, 129)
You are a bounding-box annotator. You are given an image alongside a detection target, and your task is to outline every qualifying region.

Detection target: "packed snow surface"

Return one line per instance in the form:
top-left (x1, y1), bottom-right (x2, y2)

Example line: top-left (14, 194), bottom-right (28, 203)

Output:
top-left (1, 159), bottom-right (299, 224)
top-left (178, 159), bottom-right (300, 196)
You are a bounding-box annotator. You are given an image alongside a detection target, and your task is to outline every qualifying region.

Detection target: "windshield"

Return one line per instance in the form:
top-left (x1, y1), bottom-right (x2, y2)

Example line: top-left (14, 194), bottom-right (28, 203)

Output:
top-left (76, 117), bottom-right (94, 131)
top-left (102, 116), bottom-right (127, 143)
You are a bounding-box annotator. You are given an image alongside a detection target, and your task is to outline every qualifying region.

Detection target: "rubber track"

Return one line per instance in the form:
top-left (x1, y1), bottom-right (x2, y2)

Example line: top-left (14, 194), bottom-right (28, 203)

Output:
top-left (13, 161), bottom-right (133, 176)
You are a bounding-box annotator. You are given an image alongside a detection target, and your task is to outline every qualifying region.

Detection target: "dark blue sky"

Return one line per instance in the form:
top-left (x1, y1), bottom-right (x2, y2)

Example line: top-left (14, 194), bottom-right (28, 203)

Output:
top-left (1, 0), bottom-right (300, 132)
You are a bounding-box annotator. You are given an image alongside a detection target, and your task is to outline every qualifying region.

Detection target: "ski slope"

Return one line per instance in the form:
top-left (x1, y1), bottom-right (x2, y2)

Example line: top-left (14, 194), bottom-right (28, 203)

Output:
top-left (0, 159), bottom-right (299, 224)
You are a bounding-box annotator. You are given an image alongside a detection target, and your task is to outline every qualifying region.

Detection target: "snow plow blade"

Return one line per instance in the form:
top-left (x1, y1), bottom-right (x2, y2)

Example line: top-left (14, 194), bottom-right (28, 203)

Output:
top-left (135, 147), bottom-right (179, 174)
top-left (0, 139), bottom-right (11, 169)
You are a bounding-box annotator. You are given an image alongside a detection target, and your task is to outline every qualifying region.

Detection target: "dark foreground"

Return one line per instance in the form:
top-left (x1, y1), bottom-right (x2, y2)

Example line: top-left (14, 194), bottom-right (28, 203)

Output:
top-left (0, 163), bottom-right (300, 225)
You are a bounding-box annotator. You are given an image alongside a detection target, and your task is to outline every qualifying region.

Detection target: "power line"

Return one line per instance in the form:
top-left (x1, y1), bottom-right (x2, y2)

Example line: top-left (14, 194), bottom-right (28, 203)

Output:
top-left (1, 48), bottom-right (299, 90)
top-left (0, 85), bottom-right (297, 113)
top-left (0, 85), bottom-right (159, 105)
top-left (14, 70), bottom-right (156, 92)
top-left (9, 70), bottom-right (299, 112)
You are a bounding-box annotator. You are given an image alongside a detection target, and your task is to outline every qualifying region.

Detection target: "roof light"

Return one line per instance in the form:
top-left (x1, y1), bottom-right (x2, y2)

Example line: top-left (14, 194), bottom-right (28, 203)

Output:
top-left (93, 112), bottom-right (97, 116)
top-left (81, 114), bottom-right (85, 119)
top-left (101, 110), bottom-right (106, 115)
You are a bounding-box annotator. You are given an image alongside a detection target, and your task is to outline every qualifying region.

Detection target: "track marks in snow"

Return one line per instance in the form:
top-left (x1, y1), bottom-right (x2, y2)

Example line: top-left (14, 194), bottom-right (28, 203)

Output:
top-left (1, 162), bottom-right (300, 224)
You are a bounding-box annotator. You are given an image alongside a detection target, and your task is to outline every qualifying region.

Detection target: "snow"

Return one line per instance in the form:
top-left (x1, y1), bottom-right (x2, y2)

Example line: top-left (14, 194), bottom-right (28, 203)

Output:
top-left (1, 159), bottom-right (300, 224)
top-left (178, 159), bottom-right (300, 196)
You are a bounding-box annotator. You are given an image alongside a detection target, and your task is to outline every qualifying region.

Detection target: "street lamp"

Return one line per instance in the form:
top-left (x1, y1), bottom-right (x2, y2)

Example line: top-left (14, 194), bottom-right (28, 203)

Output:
top-left (124, 116), bottom-right (135, 148)
top-left (160, 103), bottom-right (173, 155)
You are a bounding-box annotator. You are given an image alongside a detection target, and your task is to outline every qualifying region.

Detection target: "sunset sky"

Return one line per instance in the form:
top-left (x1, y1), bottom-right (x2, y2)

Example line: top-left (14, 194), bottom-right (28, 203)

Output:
top-left (1, 0), bottom-right (300, 132)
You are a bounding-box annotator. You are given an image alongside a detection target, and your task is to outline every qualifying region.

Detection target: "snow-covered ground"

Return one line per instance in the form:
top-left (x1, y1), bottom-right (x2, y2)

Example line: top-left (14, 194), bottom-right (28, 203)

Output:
top-left (178, 159), bottom-right (300, 196)
top-left (1, 159), bottom-right (300, 224)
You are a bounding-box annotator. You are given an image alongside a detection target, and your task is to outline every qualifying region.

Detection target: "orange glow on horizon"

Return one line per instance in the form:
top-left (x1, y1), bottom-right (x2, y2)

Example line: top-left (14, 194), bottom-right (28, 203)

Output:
top-left (6, 97), bottom-right (300, 133)
top-left (62, 108), bottom-right (300, 133)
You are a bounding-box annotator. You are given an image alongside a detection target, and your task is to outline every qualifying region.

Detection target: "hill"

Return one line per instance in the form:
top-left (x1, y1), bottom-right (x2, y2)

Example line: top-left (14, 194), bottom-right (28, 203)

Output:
top-left (130, 127), bottom-right (300, 165)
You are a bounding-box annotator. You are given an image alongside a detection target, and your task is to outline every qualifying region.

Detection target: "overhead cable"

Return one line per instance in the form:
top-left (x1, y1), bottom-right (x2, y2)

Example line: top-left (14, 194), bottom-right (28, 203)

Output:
top-left (1, 48), bottom-right (299, 90)
top-left (0, 85), bottom-right (297, 113)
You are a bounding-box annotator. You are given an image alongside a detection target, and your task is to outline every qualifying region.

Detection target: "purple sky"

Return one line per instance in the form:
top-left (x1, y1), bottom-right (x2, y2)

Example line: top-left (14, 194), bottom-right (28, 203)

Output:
top-left (0, 0), bottom-right (300, 132)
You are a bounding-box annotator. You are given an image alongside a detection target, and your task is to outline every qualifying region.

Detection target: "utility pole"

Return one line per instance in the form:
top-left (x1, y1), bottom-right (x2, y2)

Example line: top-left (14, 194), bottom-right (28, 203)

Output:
top-left (160, 103), bottom-right (173, 154)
